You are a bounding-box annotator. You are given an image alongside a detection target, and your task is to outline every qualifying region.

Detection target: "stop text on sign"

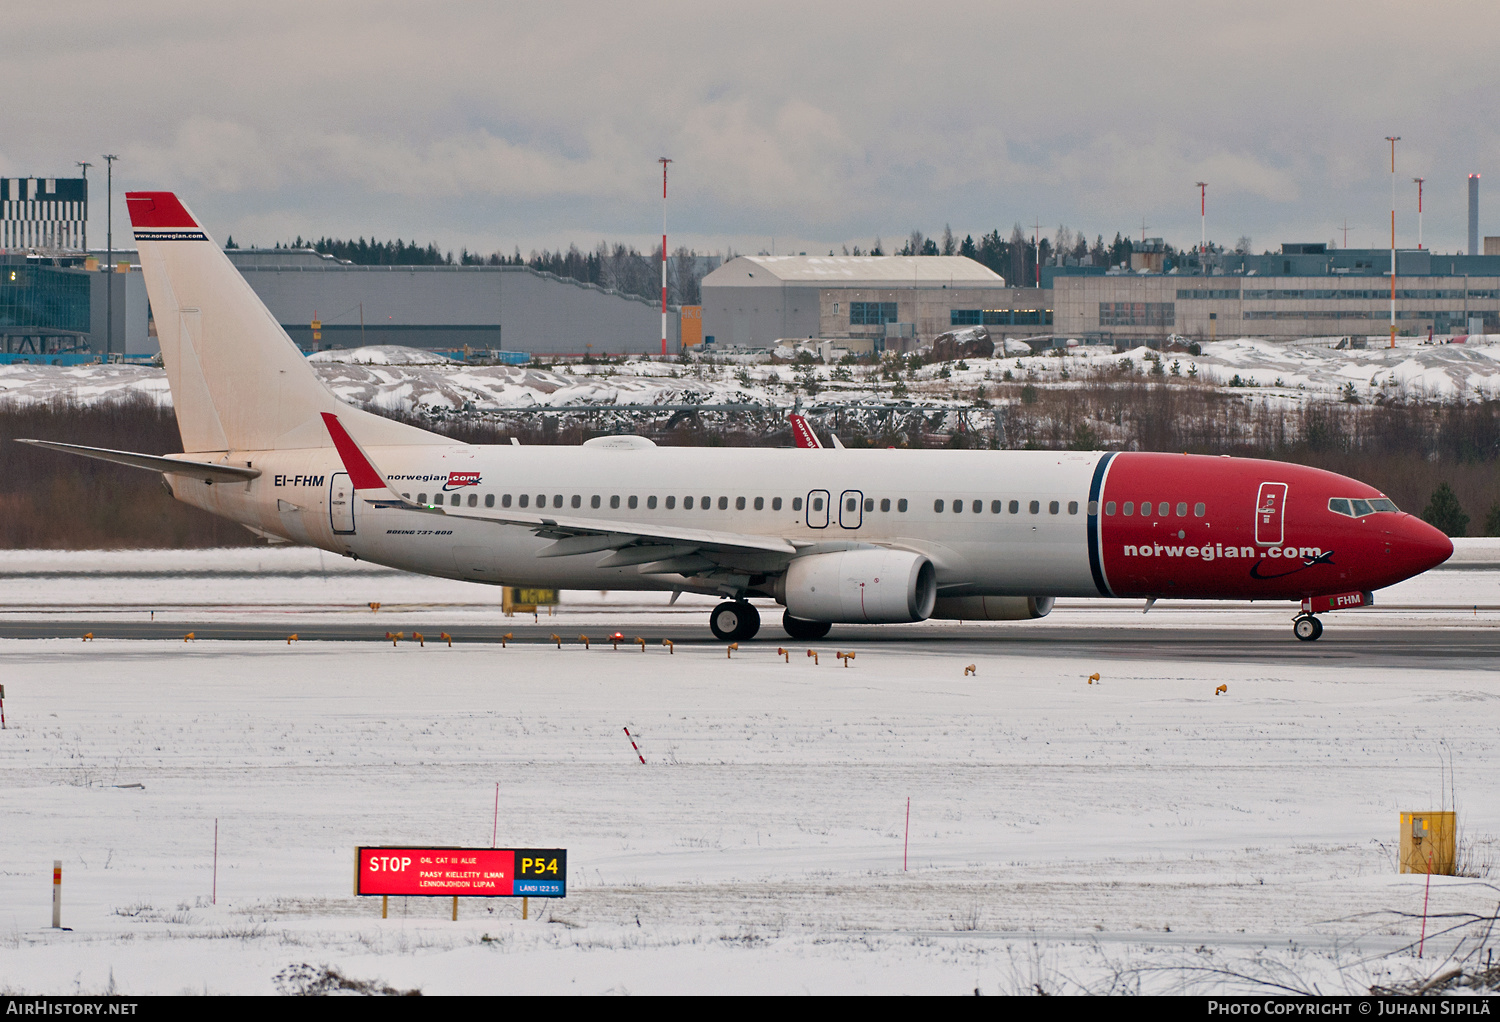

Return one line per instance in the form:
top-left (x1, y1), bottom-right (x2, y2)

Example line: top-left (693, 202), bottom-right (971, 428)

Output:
top-left (354, 847), bottom-right (567, 898)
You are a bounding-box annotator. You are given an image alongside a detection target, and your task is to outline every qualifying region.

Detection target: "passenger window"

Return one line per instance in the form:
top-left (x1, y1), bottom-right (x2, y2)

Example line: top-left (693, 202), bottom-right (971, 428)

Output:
top-left (591, 495), bottom-right (601, 509)
top-left (1158, 501), bottom-right (1169, 516)
top-left (775, 497), bottom-right (784, 511)
top-left (897, 499), bottom-right (908, 512)
top-left (1351, 498), bottom-right (1373, 516)
top-left (791, 497), bottom-right (801, 511)
top-left (1029, 500), bottom-right (1040, 514)
top-left (485, 494), bottom-right (495, 508)
top-left (665, 496), bottom-right (675, 509)
top-left (1122, 501), bottom-right (1133, 516)
top-left (934, 499), bottom-right (945, 513)
top-left (847, 497), bottom-right (858, 512)
top-left (536, 494), bottom-right (545, 507)
top-left (1194, 502), bottom-right (1205, 516)
top-left (864, 498), bottom-right (874, 512)
top-left (1049, 500), bottom-right (1059, 514)
top-left (610, 495), bottom-right (620, 509)
top-left (501, 494), bottom-right (511, 507)
top-left (1105, 501), bottom-right (1115, 515)
top-left (1175, 502), bottom-right (1187, 517)
top-left (1068, 501), bottom-right (1079, 515)
top-left (991, 500), bottom-right (1001, 513)
top-left (468, 493), bottom-right (478, 507)
top-left (1009, 500), bottom-right (1019, 514)
top-left (684, 496), bottom-right (694, 509)
top-left (953, 499), bottom-right (963, 514)
top-left (647, 496), bottom-right (657, 509)
top-left (754, 497), bottom-right (764, 510)
top-left (971, 500), bottom-right (982, 513)
top-left (417, 493), bottom-right (427, 504)
top-left (718, 496), bottom-right (728, 510)
top-left (812, 496), bottom-right (824, 511)
top-left (627, 495), bottom-right (637, 509)
top-left (517, 494), bottom-right (528, 508)
top-left (880, 498), bottom-right (891, 512)
top-left (736, 496), bottom-right (746, 510)
top-left (702, 496), bottom-right (711, 509)
top-left (571, 495), bottom-right (582, 509)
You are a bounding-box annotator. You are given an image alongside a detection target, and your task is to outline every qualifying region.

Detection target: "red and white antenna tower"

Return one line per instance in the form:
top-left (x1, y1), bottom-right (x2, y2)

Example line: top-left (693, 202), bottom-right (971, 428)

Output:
top-left (1196, 181), bottom-right (1208, 269)
top-left (1386, 136), bottom-right (1400, 350)
top-left (1412, 177), bottom-right (1425, 249)
top-left (658, 157), bottom-right (672, 357)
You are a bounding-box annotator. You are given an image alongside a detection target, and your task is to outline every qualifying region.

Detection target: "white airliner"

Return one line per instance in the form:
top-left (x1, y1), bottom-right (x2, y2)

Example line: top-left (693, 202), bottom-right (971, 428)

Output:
top-left (23, 193), bottom-right (1452, 642)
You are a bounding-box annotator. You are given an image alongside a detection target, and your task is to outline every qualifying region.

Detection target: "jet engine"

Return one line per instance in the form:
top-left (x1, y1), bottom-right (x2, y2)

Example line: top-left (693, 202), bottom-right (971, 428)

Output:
top-left (930, 596), bottom-right (1055, 620)
top-left (777, 549), bottom-right (937, 624)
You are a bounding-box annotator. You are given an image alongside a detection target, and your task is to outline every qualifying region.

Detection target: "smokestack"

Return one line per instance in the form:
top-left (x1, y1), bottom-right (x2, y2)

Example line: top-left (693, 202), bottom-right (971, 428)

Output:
top-left (1469, 174), bottom-right (1480, 255)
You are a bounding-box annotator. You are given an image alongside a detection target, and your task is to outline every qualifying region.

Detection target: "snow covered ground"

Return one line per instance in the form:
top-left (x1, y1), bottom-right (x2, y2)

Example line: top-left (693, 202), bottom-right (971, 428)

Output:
top-left (0, 549), bottom-right (1497, 995)
top-left (2, 335), bottom-right (1497, 418)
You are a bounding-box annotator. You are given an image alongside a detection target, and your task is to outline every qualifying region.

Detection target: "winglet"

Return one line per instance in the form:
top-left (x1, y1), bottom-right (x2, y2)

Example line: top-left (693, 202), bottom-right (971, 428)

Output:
top-left (321, 413), bottom-right (387, 490)
top-left (789, 414), bottom-right (823, 449)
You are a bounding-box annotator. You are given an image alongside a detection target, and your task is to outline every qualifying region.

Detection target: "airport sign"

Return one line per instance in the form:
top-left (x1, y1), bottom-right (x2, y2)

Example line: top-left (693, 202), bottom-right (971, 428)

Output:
top-left (355, 846), bottom-right (566, 898)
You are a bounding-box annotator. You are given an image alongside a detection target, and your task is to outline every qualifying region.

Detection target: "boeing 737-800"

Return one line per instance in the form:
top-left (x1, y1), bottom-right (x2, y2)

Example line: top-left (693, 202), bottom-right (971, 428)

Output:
top-left (23, 193), bottom-right (1453, 642)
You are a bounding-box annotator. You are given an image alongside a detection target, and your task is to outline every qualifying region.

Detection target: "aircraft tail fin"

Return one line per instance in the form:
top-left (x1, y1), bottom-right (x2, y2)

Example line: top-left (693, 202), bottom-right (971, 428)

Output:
top-left (126, 191), bottom-right (446, 453)
top-left (789, 414), bottom-right (823, 449)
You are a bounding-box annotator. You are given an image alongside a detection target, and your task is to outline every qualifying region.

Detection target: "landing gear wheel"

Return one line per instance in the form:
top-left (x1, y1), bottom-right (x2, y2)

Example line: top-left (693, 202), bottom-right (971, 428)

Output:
top-left (710, 601), bottom-right (761, 641)
top-left (782, 610), bottom-right (831, 641)
top-left (1293, 615), bottom-right (1323, 641)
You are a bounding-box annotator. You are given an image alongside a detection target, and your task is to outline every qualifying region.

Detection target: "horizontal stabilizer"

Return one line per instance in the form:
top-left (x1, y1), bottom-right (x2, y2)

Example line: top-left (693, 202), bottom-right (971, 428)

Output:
top-left (16, 439), bottom-right (260, 481)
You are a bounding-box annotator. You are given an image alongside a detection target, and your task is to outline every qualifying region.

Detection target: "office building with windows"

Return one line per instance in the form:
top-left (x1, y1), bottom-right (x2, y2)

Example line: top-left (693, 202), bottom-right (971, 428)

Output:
top-left (1052, 243), bottom-right (1500, 344)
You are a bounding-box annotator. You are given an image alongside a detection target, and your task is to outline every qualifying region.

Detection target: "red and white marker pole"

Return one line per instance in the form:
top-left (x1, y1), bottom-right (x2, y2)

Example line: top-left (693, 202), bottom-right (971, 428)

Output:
top-left (658, 157), bottom-right (672, 357)
top-left (624, 727), bottom-right (646, 765)
top-left (904, 797), bottom-right (910, 871)
top-left (212, 819), bottom-right (218, 905)
top-left (52, 860), bottom-right (61, 928)
top-left (1, 683), bottom-right (6, 729)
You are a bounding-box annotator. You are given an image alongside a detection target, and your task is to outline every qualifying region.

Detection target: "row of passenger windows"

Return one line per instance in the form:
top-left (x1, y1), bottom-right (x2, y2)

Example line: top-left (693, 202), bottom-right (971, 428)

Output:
top-left (934, 498), bottom-right (1079, 515)
top-left (405, 491), bottom-right (923, 513)
top-left (1103, 501), bottom-right (1207, 518)
top-left (1329, 497), bottom-right (1398, 517)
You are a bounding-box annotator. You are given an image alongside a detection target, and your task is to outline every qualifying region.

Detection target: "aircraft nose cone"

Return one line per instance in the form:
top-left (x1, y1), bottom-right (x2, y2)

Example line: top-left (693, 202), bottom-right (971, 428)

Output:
top-left (1402, 516), bottom-right (1454, 573)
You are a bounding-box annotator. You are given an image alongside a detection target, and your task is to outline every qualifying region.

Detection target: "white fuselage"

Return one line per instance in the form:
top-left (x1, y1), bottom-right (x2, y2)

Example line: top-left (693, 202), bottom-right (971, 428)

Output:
top-left (172, 445), bottom-right (1105, 597)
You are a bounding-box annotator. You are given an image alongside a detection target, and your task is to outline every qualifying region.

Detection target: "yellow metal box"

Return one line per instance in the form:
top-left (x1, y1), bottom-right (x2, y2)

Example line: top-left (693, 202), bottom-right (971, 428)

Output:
top-left (1400, 811), bottom-right (1456, 874)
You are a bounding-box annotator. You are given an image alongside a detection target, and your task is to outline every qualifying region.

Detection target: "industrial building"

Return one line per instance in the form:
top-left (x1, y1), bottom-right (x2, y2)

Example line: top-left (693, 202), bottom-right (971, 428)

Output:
top-left (224, 248), bottom-right (678, 355)
top-left (700, 255), bottom-right (1054, 353)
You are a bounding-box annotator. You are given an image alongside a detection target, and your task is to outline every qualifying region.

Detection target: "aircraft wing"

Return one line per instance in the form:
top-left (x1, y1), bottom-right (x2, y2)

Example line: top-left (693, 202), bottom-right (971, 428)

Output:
top-left (323, 413), bottom-right (798, 575)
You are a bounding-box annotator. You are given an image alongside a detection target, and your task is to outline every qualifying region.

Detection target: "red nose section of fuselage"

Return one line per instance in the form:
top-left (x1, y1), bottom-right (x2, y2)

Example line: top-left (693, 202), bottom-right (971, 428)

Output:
top-left (1094, 453), bottom-right (1451, 600)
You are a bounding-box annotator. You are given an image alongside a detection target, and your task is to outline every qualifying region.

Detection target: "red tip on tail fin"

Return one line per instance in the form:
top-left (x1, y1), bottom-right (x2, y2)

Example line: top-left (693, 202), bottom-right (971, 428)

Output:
top-left (789, 414), bottom-right (823, 449)
top-left (321, 413), bottom-right (386, 490)
top-left (125, 192), bottom-right (198, 229)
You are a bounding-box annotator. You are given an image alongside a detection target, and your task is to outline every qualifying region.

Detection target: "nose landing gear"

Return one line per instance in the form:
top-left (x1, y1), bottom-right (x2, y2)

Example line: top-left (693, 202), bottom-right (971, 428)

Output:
top-left (1292, 614), bottom-right (1323, 641)
top-left (710, 600), bottom-right (762, 641)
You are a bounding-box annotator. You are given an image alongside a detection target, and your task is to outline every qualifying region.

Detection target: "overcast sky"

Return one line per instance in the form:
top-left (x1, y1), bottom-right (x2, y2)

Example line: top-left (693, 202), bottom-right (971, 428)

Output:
top-left (7, 2), bottom-right (1500, 260)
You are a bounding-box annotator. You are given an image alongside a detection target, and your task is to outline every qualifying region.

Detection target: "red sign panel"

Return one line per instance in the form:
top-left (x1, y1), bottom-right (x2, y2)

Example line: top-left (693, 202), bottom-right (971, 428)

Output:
top-left (355, 847), bottom-right (566, 898)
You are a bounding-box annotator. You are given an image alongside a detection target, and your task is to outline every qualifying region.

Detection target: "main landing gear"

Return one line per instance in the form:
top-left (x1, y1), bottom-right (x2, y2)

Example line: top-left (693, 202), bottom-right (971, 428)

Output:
top-left (710, 600), bottom-right (761, 642)
top-left (1292, 614), bottom-right (1324, 642)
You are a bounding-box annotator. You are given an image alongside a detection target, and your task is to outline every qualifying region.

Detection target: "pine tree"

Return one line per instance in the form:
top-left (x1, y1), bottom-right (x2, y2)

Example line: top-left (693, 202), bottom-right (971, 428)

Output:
top-left (1420, 482), bottom-right (1469, 537)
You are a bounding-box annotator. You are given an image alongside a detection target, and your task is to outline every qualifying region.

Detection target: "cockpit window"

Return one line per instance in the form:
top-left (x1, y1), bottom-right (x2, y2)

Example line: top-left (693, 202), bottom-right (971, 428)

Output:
top-left (1329, 496), bottom-right (1398, 517)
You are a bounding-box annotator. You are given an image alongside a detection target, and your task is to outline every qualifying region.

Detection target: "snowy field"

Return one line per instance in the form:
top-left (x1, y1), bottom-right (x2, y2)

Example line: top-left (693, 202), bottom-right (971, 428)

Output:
top-left (0, 550), bottom-right (1498, 995)
top-left (3, 335), bottom-right (1499, 419)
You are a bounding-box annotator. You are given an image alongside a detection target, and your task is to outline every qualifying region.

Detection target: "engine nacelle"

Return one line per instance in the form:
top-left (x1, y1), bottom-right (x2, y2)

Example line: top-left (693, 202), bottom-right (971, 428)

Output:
top-left (930, 596), bottom-right (1055, 620)
top-left (778, 549), bottom-right (937, 624)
